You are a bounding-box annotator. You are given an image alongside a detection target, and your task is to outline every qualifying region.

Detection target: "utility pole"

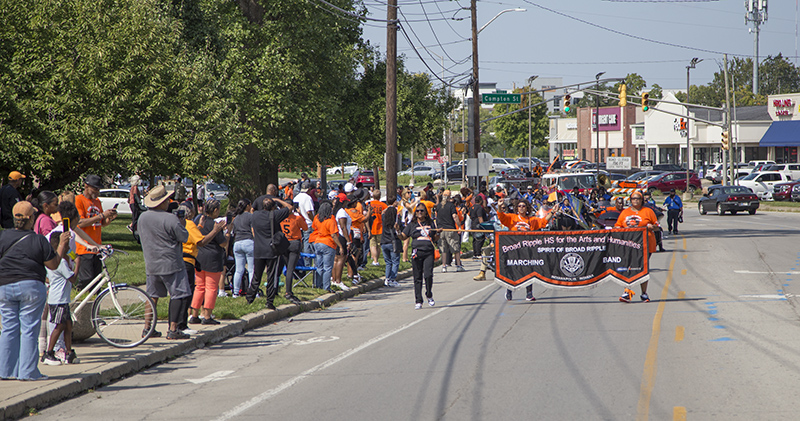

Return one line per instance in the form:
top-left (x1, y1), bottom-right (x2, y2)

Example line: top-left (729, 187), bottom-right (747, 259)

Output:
top-left (528, 75), bottom-right (538, 172)
top-left (724, 54), bottom-right (733, 186)
top-left (470, 0), bottom-right (480, 159)
top-left (745, 0), bottom-right (768, 95)
top-left (594, 72), bottom-right (605, 165)
top-left (686, 58), bottom-right (702, 198)
top-left (385, 0), bottom-right (398, 196)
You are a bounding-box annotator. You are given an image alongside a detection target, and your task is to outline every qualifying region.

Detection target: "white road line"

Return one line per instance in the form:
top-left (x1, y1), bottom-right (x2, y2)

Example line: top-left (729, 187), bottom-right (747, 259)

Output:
top-left (734, 270), bottom-right (800, 275)
top-left (738, 294), bottom-right (792, 299)
top-left (186, 370), bottom-right (236, 384)
top-left (214, 284), bottom-right (496, 421)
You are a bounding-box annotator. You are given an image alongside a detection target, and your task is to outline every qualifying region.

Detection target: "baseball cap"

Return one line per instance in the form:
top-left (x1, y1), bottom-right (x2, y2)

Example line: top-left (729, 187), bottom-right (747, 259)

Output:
top-left (8, 171), bottom-right (25, 181)
top-left (84, 174), bottom-right (103, 189)
top-left (301, 181), bottom-right (312, 193)
top-left (344, 182), bottom-right (354, 193)
top-left (327, 190), bottom-right (338, 200)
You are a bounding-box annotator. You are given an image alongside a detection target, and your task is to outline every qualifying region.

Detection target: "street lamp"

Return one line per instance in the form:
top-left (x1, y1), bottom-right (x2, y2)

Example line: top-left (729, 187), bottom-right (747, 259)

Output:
top-left (594, 71), bottom-right (605, 165)
top-left (471, 5), bottom-right (526, 161)
top-left (686, 57), bottom-right (702, 197)
top-left (528, 75), bottom-right (538, 172)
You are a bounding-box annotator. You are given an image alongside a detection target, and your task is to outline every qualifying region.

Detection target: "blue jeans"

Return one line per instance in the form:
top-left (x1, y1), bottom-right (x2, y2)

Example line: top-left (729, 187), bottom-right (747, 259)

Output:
top-left (0, 280), bottom-right (47, 380)
top-left (381, 243), bottom-right (400, 281)
top-left (314, 242), bottom-right (336, 291)
top-left (233, 239), bottom-right (254, 296)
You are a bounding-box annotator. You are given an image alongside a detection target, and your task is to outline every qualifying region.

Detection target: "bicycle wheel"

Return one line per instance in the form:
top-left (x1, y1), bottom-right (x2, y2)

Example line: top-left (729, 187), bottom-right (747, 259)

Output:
top-left (92, 285), bottom-right (157, 348)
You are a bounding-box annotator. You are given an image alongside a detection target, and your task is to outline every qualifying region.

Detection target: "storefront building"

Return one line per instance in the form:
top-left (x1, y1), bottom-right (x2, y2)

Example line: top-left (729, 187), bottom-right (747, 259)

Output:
top-left (575, 105), bottom-right (639, 163)
top-left (548, 116), bottom-right (578, 162)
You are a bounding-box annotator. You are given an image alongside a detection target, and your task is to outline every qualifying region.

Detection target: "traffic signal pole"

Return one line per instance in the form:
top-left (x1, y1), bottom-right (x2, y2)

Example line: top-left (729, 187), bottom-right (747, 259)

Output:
top-left (724, 54), bottom-right (733, 186)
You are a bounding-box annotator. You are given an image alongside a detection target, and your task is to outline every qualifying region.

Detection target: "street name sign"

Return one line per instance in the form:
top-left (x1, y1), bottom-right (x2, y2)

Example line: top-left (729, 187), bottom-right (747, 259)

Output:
top-left (482, 93), bottom-right (522, 104)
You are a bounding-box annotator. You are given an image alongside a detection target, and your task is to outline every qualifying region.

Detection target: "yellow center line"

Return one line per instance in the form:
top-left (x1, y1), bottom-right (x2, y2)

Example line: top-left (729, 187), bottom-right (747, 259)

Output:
top-left (675, 326), bottom-right (684, 342)
top-left (637, 250), bottom-right (677, 421)
top-left (674, 406), bottom-right (687, 420)
top-left (677, 291), bottom-right (685, 299)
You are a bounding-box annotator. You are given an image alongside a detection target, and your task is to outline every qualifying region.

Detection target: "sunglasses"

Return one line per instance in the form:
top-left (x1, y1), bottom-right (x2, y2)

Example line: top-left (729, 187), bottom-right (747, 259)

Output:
top-left (415, 209), bottom-right (426, 213)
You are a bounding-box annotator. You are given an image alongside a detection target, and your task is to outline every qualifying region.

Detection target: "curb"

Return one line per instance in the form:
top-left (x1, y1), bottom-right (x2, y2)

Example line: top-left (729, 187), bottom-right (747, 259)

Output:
top-left (1, 263), bottom-right (424, 420)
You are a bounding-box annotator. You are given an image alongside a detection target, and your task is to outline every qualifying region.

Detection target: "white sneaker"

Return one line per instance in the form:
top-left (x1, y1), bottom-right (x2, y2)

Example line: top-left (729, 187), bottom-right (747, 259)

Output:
top-left (351, 275), bottom-right (361, 285)
top-left (442, 265), bottom-right (448, 273)
top-left (415, 303), bottom-right (422, 310)
top-left (54, 348), bottom-right (68, 364)
top-left (385, 279), bottom-right (399, 287)
top-left (456, 266), bottom-right (466, 272)
top-left (333, 282), bottom-right (350, 291)
top-left (217, 291), bottom-right (228, 298)
top-left (390, 280), bottom-right (401, 287)
top-left (182, 328), bottom-right (198, 335)
top-left (428, 298), bottom-right (435, 307)
top-left (371, 261), bottom-right (380, 266)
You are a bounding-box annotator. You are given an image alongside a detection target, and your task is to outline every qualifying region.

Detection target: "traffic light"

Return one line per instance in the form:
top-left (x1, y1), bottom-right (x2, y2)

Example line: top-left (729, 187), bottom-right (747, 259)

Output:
top-left (721, 131), bottom-right (729, 150)
top-left (680, 118), bottom-right (686, 131)
top-left (563, 95), bottom-right (571, 113)
top-left (642, 92), bottom-right (650, 112)
top-left (618, 84), bottom-right (627, 107)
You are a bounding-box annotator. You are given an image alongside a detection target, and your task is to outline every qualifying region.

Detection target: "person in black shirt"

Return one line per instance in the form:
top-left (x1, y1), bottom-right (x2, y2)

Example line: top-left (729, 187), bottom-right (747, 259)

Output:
top-left (252, 184), bottom-right (279, 211)
top-left (247, 197), bottom-right (292, 309)
top-left (0, 201), bottom-right (60, 380)
top-left (0, 171), bottom-right (25, 229)
top-left (470, 195), bottom-right (488, 262)
top-left (380, 197), bottom-right (401, 287)
top-left (436, 190), bottom-right (463, 272)
top-left (399, 204), bottom-right (439, 310)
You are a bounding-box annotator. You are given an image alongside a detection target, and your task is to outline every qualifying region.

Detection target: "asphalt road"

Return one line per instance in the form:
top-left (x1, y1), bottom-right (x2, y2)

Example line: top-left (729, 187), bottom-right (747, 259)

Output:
top-left (36, 208), bottom-right (800, 420)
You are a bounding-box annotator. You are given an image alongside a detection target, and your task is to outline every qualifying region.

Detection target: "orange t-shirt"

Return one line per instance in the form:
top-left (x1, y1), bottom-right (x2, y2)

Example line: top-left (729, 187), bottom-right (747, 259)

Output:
top-left (284, 186), bottom-right (294, 201)
top-left (346, 207), bottom-right (366, 238)
top-left (497, 211), bottom-right (546, 232)
top-left (614, 206), bottom-right (658, 254)
top-left (280, 213), bottom-right (308, 241)
top-left (75, 194), bottom-right (103, 255)
top-left (310, 217), bottom-right (337, 249)
top-left (368, 200), bottom-right (387, 236)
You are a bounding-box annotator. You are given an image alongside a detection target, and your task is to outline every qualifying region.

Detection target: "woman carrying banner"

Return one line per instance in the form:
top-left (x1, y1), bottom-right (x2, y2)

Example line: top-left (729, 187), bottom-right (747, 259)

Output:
top-left (495, 198), bottom-right (558, 302)
top-left (614, 190), bottom-right (658, 303)
top-left (399, 204), bottom-right (439, 310)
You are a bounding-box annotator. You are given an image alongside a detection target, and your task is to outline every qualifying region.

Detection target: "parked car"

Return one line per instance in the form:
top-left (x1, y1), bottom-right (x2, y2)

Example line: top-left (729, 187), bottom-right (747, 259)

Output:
top-left (355, 170), bottom-right (375, 187)
top-left (644, 171), bottom-right (701, 194)
top-left (773, 180), bottom-right (800, 201)
top-left (433, 164), bottom-right (465, 181)
top-left (399, 166), bottom-right (437, 178)
top-left (747, 160), bottom-right (775, 168)
top-left (735, 171), bottom-right (792, 200)
top-left (515, 157), bottom-right (545, 168)
top-left (98, 189), bottom-right (132, 215)
top-left (326, 162), bottom-right (359, 176)
top-left (698, 185), bottom-right (759, 216)
top-left (705, 163), bottom-right (723, 181)
top-left (764, 163), bottom-right (800, 181)
top-left (205, 182), bottom-right (229, 200)
top-left (792, 184), bottom-right (800, 202)
top-left (491, 158), bottom-right (518, 172)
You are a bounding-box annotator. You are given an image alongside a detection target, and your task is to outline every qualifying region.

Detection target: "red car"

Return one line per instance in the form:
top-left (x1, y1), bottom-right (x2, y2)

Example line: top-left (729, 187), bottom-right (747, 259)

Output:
top-left (355, 170), bottom-right (375, 188)
top-left (645, 171), bottom-right (701, 194)
top-left (773, 180), bottom-right (800, 201)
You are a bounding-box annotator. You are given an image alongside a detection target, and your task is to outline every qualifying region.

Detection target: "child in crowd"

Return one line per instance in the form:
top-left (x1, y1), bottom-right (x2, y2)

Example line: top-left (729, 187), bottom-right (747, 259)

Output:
top-left (41, 202), bottom-right (81, 365)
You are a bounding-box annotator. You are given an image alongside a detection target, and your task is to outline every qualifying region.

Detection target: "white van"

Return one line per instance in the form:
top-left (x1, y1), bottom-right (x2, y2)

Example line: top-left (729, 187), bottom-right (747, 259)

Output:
top-left (735, 171), bottom-right (791, 199)
top-left (747, 160), bottom-right (775, 168)
top-left (541, 172), bottom-right (597, 192)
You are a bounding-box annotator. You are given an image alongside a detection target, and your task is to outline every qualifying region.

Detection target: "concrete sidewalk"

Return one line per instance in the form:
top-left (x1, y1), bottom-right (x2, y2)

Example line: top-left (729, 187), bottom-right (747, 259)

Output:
top-left (0, 272), bottom-right (411, 420)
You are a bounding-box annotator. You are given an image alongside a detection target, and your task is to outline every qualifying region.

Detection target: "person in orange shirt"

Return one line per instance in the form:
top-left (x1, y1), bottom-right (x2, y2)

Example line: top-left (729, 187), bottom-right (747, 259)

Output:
top-left (75, 175), bottom-right (117, 290)
top-left (309, 201), bottom-right (343, 292)
top-left (283, 182), bottom-right (295, 201)
top-left (367, 190), bottom-right (387, 266)
top-left (614, 190), bottom-right (658, 303)
top-left (280, 204), bottom-right (308, 304)
top-left (495, 198), bottom-right (558, 301)
top-left (345, 196), bottom-right (366, 285)
top-left (606, 196), bottom-right (625, 213)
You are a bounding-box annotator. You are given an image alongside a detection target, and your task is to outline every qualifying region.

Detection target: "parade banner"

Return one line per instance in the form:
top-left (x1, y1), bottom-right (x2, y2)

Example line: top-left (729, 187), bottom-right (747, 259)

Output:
top-left (494, 228), bottom-right (649, 290)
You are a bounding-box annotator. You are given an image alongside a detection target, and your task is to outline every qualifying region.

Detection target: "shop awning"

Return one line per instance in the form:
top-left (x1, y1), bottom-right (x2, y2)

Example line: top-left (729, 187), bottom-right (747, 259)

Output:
top-left (759, 121), bottom-right (800, 147)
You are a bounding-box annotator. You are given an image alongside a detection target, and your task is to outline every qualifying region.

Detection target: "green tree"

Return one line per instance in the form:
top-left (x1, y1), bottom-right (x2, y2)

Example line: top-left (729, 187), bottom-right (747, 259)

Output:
top-left (490, 86), bottom-right (549, 152)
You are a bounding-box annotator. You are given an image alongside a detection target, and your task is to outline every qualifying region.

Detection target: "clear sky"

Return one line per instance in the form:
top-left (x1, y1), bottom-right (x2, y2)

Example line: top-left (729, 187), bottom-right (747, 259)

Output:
top-left (358, 0), bottom-right (799, 92)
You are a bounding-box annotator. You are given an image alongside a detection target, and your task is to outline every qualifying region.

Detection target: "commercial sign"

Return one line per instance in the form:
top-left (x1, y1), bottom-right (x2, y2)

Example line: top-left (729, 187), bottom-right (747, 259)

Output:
top-left (606, 156), bottom-right (631, 170)
top-left (592, 108), bottom-right (622, 132)
top-left (494, 228), bottom-right (649, 290)
top-left (773, 98), bottom-right (794, 117)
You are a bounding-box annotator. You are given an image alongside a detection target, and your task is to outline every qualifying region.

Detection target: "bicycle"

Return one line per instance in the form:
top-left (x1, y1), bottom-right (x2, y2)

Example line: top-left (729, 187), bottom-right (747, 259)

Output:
top-left (71, 247), bottom-right (157, 348)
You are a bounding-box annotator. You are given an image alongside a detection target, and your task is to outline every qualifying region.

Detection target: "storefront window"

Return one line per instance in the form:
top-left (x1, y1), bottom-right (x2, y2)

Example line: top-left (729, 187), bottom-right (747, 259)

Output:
top-left (744, 146), bottom-right (768, 163)
top-left (659, 147), bottom-right (677, 164)
top-left (775, 147), bottom-right (798, 164)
